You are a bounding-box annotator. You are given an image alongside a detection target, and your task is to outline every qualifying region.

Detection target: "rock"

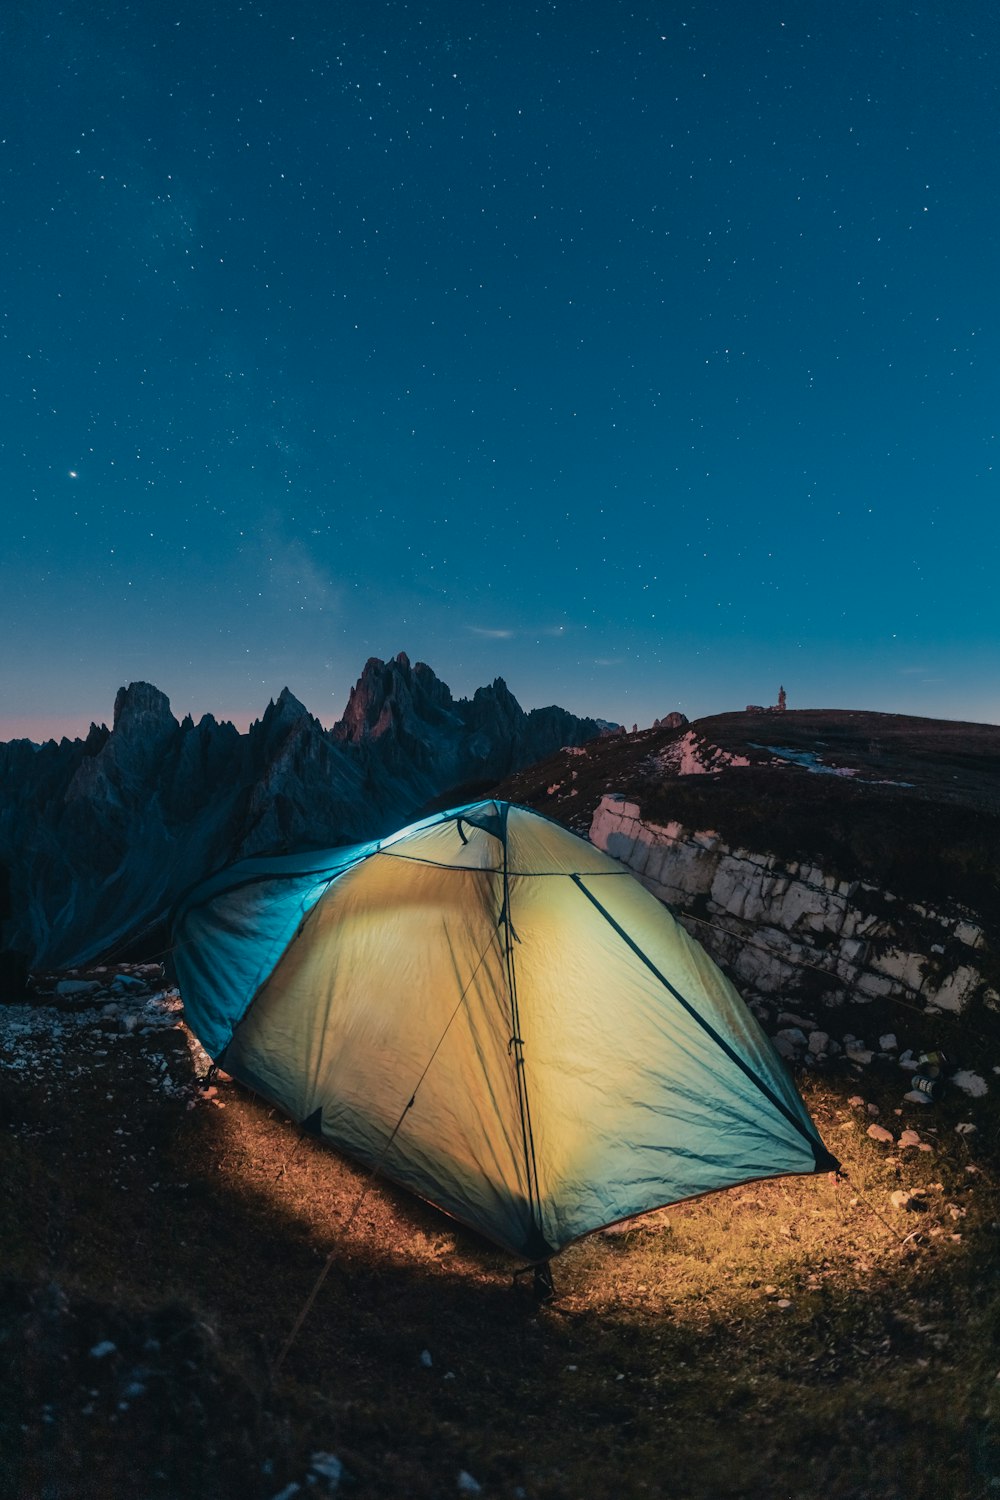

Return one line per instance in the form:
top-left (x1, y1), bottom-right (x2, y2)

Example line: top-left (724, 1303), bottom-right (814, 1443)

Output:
top-left (420, 1349), bottom-right (433, 1368)
top-left (955, 1122), bottom-right (977, 1135)
top-left (456, 1473), bottom-right (482, 1495)
top-left (954, 920), bottom-right (984, 949)
top-left (309, 1453), bottom-right (343, 1489)
top-left (952, 1070), bottom-right (988, 1098)
top-left (866, 1124), bottom-right (894, 1143)
top-left (55, 979), bottom-right (100, 998)
top-left (807, 1030), bottom-right (830, 1055)
top-left (890, 1189), bottom-right (927, 1211)
top-left (904, 1090), bottom-right (934, 1106)
top-left (89, 1340), bottom-right (117, 1359)
top-left (846, 1045), bottom-right (874, 1065)
top-left (772, 1036), bottom-right (798, 1060)
top-left (776, 1027), bottom-right (808, 1048)
top-left (927, 965), bottom-right (981, 1014)
top-left (879, 1033), bottom-right (898, 1052)
top-left (898, 1129), bottom-right (922, 1148)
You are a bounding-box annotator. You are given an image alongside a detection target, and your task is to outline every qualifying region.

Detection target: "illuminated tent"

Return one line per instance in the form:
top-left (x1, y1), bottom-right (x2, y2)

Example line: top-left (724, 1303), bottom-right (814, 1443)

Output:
top-left (172, 800), bottom-right (836, 1260)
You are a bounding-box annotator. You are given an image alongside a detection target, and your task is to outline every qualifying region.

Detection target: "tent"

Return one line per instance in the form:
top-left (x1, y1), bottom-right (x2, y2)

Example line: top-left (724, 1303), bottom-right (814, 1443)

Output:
top-left (171, 800), bottom-right (837, 1261)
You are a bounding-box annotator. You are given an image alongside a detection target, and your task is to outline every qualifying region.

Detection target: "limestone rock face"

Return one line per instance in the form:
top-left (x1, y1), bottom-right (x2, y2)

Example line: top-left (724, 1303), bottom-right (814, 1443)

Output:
top-left (590, 793), bottom-right (991, 1016)
top-left (0, 660), bottom-right (606, 968)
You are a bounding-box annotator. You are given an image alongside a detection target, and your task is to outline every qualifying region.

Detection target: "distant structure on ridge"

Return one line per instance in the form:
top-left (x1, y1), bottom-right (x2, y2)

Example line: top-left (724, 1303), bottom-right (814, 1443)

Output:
top-left (746, 686), bottom-right (787, 715)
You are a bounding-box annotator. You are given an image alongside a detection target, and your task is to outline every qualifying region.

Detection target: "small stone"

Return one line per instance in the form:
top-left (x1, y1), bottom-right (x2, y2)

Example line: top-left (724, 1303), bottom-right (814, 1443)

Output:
top-left (899, 1129), bottom-right (922, 1149)
top-left (891, 1188), bottom-right (927, 1211)
top-left (848, 1096), bottom-right (865, 1109)
top-left (776, 1298), bottom-right (792, 1309)
top-left (866, 1124), bottom-right (894, 1143)
top-left (952, 1070), bottom-right (988, 1098)
top-left (955, 1122), bottom-right (977, 1135)
top-left (309, 1452), bottom-right (343, 1488)
top-left (807, 1030), bottom-right (830, 1056)
top-left (89, 1341), bottom-right (117, 1360)
top-left (866, 1103), bottom-right (880, 1117)
top-left (420, 1349), bottom-right (433, 1368)
top-left (457, 1470), bottom-right (482, 1494)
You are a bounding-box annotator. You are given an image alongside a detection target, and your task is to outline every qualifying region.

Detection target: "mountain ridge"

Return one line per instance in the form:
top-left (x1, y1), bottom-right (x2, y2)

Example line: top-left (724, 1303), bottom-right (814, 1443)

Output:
top-left (0, 654), bottom-right (612, 969)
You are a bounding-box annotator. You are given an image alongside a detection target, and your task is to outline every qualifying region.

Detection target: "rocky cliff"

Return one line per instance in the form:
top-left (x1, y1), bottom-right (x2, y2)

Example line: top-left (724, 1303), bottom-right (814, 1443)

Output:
top-left (590, 793), bottom-right (993, 1018)
top-left (0, 654), bottom-right (607, 969)
top-left (496, 709), bottom-right (1000, 1047)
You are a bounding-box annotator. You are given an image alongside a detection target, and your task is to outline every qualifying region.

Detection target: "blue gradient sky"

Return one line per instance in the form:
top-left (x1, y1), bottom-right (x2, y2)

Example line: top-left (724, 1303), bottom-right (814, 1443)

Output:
top-left (3, 1), bottom-right (998, 740)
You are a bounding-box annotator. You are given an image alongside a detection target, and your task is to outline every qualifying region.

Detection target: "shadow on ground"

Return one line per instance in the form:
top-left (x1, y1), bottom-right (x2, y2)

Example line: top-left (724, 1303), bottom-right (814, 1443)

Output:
top-left (2, 1000), bottom-right (999, 1500)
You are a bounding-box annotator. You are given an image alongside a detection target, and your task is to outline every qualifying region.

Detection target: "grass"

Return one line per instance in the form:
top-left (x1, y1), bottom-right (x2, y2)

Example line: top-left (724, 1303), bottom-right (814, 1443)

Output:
top-left (2, 999), bottom-right (1000, 1499)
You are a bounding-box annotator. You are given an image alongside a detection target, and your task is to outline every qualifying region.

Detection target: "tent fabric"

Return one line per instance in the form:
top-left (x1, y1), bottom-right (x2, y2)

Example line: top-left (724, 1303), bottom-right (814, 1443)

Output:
top-left (171, 800), bottom-right (837, 1259)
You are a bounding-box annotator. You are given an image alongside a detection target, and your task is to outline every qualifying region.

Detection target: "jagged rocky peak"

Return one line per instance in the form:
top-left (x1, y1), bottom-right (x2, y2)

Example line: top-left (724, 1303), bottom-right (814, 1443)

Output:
top-left (467, 677), bottom-right (525, 736)
top-left (1, 656), bottom-right (610, 968)
top-left (261, 686), bottom-right (310, 730)
top-left (334, 652), bottom-right (458, 744)
top-left (112, 681), bottom-right (177, 742)
top-left (249, 686), bottom-right (321, 767)
top-left (83, 722), bottom-right (110, 755)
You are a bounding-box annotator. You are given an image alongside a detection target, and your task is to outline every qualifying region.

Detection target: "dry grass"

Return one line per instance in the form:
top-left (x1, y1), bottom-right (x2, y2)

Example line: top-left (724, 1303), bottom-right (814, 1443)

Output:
top-left (2, 1009), bottom-right (1000, 1499)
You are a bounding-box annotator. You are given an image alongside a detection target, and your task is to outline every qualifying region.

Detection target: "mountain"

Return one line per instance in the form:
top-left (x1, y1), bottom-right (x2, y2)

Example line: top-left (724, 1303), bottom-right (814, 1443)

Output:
top-left (0, 654), bottom-right (609, 970)
top-left (494, 708), bottom-right (1000, 1033)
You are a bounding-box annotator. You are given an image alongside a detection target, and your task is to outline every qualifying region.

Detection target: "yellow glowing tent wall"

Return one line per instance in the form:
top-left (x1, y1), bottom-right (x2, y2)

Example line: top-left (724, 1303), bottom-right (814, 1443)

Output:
top-left (172, 801), bottom-right (836, 1259)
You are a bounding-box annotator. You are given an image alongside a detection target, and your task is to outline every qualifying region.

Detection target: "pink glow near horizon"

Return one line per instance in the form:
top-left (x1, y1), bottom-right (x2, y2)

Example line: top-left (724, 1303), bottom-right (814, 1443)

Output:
top-left (0, 708), bottom-right (258, 744)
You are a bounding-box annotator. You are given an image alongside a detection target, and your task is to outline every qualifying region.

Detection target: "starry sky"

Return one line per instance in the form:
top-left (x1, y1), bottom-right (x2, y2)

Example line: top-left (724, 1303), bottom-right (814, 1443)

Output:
top-left (3, 1), bottom-right (998, 741)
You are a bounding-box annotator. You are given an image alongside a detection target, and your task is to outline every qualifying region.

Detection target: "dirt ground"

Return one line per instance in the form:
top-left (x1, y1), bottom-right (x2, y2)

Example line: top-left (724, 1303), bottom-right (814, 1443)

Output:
top-left (2, 973), bottom-right (1000, 1499)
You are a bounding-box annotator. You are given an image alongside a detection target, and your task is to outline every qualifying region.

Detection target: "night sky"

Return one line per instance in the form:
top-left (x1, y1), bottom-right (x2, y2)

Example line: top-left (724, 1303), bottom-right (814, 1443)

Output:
top-left (3, 1), bottom-right (998, 741)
